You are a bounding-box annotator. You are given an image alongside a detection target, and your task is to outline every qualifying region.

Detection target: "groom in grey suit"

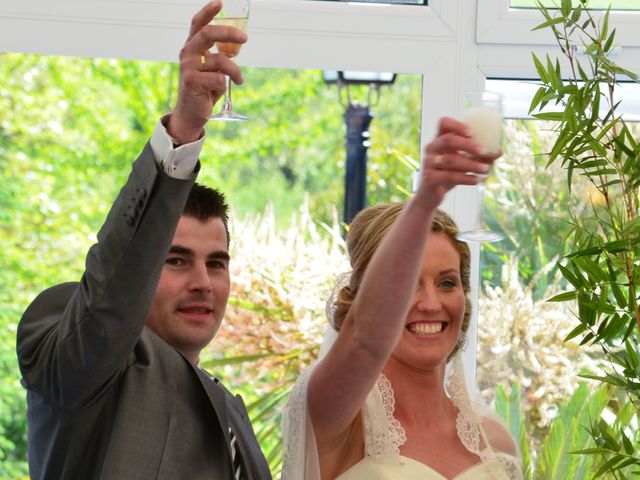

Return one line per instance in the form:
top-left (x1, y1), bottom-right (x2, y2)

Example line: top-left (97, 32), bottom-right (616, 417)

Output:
top-left (16, 2), bottom-right (272, 479)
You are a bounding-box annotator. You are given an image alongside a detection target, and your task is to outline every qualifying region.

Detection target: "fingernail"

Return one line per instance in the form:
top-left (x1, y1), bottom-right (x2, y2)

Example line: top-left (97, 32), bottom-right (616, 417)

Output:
top-left (480, 163), bottom-right (490, 173)
top-left (477, 147), bottom-right (488, 156)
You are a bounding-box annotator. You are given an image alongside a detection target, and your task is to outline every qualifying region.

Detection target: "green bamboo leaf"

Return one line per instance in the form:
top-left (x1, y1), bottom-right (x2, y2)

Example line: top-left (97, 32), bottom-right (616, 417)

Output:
top-left (622, 315), bottom-right (636, 341)
top-left (579, 373), bottom-right (627, 387)
top-left (529, 86), bottom-right (547, 114)
top-left (533, 111), bottom-right (566, 121)
top-left (604, 29), bottom-right (617, 54)
top-left (571, 4), bottom-right (582, 24)
top-left (603, 239), bottom-right (631, 254)
top-left (566, 245), bottom-right (602, 257)
top-left (578, 159), bottom-right (608, 169)
top-left (580, 331), bottom-right (595, 345)
top-left (532, 16), bottom-right (567, 31)
top-left (547, 55), bottom-right (559, 90)
top-left (611, 282), bottom-right (627, 308)
top-left (532, 53), bottom-right (550, 84)
top-left (576, 60), bottom-right (590, 82)
top-left (582, 168), bottom-right (617, 176)
top-left (602, 7), bottom-right (610, 41)
top-left (559, 262), bottom-right (584, 287)
top-left (550, 131), bottom-right (572, 161)
top-left (624, 217), bottom-right (640, 236)
top-left (624, 340), bottom-right (639, 369)
top-left (573, 448), bottom-right (612, 455)
top-left (602, 314), bottom-right (627, 342)
top-left (621, 431), bottom-right (634, 455)
top-left (561, 0), bottom-right (571, 17)
top-left (548, 290), bottom-right (578, 302)
top-left (564, 322), bottom-right (588, 342)
top-left (595, 457), bottom-right (623, 478)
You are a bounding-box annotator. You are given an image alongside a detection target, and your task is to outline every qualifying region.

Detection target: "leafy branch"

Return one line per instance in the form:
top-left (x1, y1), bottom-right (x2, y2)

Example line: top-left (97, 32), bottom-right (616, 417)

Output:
top-left (530, 0), bottom-right (640, 476)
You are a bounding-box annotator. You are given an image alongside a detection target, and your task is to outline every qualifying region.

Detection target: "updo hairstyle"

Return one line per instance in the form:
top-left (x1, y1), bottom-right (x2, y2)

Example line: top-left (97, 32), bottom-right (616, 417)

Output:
top-left (331, 203), bottom-right (472, 356)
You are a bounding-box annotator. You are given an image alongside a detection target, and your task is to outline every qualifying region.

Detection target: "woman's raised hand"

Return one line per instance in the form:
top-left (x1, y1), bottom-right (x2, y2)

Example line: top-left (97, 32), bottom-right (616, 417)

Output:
top-left (414, 117), bottom-right (501, 211)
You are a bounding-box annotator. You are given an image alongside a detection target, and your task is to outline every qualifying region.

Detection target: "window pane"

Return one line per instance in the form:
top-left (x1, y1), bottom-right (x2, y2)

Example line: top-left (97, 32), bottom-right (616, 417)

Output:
top-left (307, 0), bottom-right (427, 5)
top-left (510, 0), bottom-right (640, 10)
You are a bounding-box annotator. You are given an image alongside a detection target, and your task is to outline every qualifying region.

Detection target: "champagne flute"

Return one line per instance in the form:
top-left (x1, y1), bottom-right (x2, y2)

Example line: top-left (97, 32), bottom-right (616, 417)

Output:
top-left (210, 0), bottom-right (250, 121)
top-left (456, 91), bottom-right (505, 243)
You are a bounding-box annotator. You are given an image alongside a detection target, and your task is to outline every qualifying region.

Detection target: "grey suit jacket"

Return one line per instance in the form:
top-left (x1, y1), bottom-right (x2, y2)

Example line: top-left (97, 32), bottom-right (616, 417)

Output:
top-left (16, 143), bottom-right (272, 480)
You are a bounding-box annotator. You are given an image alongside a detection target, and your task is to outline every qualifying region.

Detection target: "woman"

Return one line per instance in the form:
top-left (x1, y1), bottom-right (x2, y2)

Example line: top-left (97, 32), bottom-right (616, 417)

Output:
top-left (282, 117), bottom-right (522, 480)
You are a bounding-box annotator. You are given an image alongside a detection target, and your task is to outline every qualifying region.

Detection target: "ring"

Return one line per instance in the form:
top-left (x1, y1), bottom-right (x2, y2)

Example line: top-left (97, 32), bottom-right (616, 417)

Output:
top-left (433, 155), bottom-right (444, 169)
top-left (200, 55), bottom-right (207, 71)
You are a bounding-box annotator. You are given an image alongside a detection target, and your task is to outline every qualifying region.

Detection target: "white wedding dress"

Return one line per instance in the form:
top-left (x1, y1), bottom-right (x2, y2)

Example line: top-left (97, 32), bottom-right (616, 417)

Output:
top-left (281, 333), bottom-right (522, 480)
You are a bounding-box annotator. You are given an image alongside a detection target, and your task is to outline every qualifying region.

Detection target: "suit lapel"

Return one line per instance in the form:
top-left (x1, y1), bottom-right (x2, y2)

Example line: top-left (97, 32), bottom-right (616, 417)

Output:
top-left (190, 363), bottom-right (236, 477)
top-left (226, 393), bottom-right (272, 480)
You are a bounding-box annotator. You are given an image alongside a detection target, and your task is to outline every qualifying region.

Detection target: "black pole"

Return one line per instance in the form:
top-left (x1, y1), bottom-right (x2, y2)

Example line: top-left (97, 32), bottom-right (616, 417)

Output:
top-left (343, 103), bottom-right (374, 227)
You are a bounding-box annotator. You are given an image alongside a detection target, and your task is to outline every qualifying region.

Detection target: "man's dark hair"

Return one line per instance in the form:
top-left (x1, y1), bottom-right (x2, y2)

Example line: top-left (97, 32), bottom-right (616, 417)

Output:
top-left (183, 183), bottom-right (230, 247)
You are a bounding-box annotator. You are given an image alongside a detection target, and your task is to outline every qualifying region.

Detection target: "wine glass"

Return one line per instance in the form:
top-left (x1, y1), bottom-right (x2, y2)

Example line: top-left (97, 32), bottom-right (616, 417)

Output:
top-left (456, 91), bottom-right (506, 243)
top-left (210, 0), bottom-right (250, 121)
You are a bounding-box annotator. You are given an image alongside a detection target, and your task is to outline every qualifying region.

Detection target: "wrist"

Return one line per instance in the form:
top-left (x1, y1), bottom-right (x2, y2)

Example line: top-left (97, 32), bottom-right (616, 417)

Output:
top-left (165, 112), bottom-right (205, 146)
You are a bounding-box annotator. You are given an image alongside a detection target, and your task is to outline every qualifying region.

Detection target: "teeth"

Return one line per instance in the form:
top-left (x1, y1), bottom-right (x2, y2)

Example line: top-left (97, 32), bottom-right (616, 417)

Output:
top-left (409, 323), bottom-right (443, 335)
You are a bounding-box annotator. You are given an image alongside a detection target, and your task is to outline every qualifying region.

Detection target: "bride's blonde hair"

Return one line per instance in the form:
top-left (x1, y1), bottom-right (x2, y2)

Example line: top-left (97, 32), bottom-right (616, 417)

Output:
top-left (332, 203), bottom-right (471, 356)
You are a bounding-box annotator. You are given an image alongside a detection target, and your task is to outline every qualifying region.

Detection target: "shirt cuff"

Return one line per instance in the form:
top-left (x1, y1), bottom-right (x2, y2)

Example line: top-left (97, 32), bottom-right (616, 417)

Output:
top-left (150, 114), bottom-right (204, 180)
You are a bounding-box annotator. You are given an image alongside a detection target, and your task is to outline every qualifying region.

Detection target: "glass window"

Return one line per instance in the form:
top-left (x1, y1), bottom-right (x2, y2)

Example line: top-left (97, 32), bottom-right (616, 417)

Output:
top-left (476, 77), bottom-right (640, 469)
top-left (312, 0), bottom-right (426, 4)
top-left (477, 0), bottom-right (640, 49)
top-left (510, 0), bottom-right (640, 10)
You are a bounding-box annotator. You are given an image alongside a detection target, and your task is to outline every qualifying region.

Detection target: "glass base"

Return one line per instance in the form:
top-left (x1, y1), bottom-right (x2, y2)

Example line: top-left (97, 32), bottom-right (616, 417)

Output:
top-left (456, 228), bottom-right (505, 243)
top-left (210, 110), bottom-right (248, 121)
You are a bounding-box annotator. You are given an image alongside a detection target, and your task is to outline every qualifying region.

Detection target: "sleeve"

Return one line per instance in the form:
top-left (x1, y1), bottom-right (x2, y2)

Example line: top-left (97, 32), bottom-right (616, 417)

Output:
top-left (16, 142), bottom-right (197, 408)
top-left (149, 114), bottom-right (204, 180)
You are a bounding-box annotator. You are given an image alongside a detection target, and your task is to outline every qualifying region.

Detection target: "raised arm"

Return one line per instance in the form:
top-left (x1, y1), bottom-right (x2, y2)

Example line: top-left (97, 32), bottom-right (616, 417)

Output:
top-left (16, 1), bottom-right (247, 408)
top-left (307, 117), bottom-right (498, 448)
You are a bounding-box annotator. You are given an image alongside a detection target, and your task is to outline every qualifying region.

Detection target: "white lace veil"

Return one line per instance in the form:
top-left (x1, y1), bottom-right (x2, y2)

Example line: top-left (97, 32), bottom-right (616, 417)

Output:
top-left (281, 273), bottom-right (523, 480)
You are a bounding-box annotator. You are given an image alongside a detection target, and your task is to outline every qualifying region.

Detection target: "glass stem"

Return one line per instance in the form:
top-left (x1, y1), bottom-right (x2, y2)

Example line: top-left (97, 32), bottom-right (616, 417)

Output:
top-left (221, 74), bottom-right (233, 112)
top-left (475, 180), bottom-right (487, 230)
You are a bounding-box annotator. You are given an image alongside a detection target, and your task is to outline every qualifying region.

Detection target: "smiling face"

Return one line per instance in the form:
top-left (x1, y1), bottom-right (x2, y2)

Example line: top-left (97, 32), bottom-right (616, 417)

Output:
top-left (390, 232), bottom-right (466, 371)
top-left (146, 215), bottom-right (230, 364)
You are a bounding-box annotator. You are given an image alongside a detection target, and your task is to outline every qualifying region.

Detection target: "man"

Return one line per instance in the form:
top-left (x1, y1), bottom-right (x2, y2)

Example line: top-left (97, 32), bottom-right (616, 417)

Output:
top-left (16, 2), bottom-right (271, 478)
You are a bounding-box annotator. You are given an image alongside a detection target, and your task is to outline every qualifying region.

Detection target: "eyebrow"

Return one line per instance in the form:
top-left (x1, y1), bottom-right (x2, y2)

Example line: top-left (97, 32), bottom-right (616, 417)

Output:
top-left (438, 269), bottom-right (460, 276)
top-left (169, 245), bottom-right (231, 262)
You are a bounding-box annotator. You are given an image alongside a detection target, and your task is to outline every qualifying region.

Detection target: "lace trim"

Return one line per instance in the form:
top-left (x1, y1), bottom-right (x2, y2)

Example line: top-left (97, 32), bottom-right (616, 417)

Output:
top-left (447, 356), bottom-right (483, 457)
top-left (447, 355), bottom-right (523, 480)
top-left (378, 374), bottom-right (407, 455)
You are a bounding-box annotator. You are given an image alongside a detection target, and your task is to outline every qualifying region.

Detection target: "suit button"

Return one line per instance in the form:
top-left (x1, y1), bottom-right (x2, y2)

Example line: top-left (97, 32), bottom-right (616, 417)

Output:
top-left (136, 187), bottom-right (147, 199)
top-left (123, 213), bottom-right (135, 226)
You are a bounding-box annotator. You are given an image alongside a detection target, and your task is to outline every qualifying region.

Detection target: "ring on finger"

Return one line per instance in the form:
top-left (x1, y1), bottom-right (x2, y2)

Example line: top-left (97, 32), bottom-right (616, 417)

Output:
top-left (200, 54), bottom-right (207, 71)
top-left (433, 154), bottom-right (444, 169)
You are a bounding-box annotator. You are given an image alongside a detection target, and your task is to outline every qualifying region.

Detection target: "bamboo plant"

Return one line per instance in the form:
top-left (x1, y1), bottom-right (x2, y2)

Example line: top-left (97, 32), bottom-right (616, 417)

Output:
top-left (530, 0), bottom-right (640, 476)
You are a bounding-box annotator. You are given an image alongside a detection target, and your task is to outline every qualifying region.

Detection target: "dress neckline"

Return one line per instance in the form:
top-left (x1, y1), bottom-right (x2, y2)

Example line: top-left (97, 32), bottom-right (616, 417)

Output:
top-left (397, 454), bottom-right (494, 480)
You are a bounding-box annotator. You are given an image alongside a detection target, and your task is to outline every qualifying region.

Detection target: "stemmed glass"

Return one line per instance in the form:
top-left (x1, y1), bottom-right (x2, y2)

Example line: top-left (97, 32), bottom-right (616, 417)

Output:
top-left (456, 90), bottom-right (505, 243)
top-left (210, 0), bottom-right (250, 121)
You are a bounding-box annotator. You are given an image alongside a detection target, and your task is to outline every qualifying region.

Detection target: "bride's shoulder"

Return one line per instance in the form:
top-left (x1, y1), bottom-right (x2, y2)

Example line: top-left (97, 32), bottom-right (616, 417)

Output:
top-left (480, 417), bottom-right (519, 458)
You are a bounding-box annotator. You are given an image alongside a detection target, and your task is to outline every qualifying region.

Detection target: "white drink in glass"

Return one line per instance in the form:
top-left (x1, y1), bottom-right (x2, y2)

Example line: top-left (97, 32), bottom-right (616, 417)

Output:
top-left (456, 90), bottom-right (505, 243)
top-left (463, 106), bottom-right (503, 156)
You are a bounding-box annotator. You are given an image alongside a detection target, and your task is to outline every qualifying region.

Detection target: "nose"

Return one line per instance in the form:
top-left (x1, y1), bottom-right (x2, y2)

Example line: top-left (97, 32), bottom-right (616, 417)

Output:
top-left (187, 262), bottom-right (213, 293)
top-left (415, 284), bottom-right (442, 313)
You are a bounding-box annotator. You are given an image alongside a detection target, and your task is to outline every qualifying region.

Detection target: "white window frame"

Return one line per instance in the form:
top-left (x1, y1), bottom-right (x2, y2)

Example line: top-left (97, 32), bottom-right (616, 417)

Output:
top-left (477, 0), bottom-right (640, 79)
top-left (478, 0), bottom-right (640, 46)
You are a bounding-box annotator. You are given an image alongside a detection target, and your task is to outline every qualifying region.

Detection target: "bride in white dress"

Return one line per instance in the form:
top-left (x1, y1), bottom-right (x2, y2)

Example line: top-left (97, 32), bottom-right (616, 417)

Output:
top-left (281, 117), bottom-right (523, 480)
